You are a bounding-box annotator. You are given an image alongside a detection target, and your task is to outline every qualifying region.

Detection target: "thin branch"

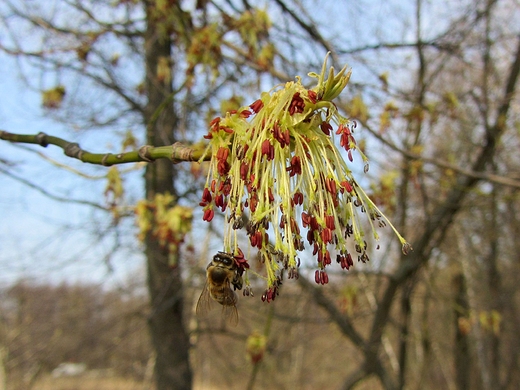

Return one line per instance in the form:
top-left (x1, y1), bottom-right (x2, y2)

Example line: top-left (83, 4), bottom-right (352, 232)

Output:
top-left (0, 166), bottom-right (108, 210)
top-left (363, 122), bottom-right (520, 189)
top-left (273, 0), bottom-right (336, 57)
top-left (12, 143), bottom-right (144, 179)
top-left (297, 276), bottom-right (365, 348)
top-left (0, 130), bottom-right (208, 166)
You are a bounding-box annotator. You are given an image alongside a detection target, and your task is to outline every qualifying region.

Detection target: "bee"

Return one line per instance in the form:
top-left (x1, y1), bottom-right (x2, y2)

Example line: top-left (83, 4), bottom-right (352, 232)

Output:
top-left (196, 252), bottom-right (243, 326)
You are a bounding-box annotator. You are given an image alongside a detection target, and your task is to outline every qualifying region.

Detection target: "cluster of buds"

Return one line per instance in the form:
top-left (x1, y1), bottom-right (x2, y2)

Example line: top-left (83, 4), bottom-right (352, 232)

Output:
top-left (136, 193), bottom-right (193, 267)
top-left (200, 54), bottom-right (411, 291)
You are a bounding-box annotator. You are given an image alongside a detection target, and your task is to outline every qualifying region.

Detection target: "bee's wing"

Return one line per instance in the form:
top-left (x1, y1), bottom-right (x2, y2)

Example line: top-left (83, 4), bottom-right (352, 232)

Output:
top-left (221, 290), bottom-right (239, 327)
top-left (196, 281), bottom-right (213, 316)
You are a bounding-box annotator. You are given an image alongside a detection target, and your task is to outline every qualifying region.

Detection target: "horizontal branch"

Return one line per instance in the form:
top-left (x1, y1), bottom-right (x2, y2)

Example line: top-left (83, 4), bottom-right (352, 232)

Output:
top-left (362, 124), bottom-right (520, 189)
top-left (0, 130), bottom-right (209, 166)
top-left (0, 166), bottom-right (108, 210)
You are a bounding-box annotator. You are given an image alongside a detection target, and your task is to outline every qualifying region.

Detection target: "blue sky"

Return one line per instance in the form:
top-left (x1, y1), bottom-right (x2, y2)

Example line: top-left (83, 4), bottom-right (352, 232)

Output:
top-left (0, 50), bottom-right (145, 287)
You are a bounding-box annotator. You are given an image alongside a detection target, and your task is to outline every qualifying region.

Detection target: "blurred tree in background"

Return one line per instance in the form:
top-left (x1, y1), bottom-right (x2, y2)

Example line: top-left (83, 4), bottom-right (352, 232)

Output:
top-left (1, 0), bottom-right (519, 389)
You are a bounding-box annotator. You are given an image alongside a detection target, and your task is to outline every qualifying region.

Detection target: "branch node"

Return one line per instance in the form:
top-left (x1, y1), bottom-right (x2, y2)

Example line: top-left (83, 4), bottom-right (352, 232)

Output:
top-left (138, 145), bottom-right (154, 162)
top-left (35, 132), bottom-right (49, 147)
top-left (172, 142), bottom-right (193, 164)
top-left (101, 154), bottom-right (113, 166)
top-left (64, 142), bottom-right (83, 159)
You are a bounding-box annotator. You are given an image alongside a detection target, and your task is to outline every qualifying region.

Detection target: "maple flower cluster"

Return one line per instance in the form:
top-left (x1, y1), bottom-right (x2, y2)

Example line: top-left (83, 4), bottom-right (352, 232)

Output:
top-left (199, 55), bottom-right (411, 298)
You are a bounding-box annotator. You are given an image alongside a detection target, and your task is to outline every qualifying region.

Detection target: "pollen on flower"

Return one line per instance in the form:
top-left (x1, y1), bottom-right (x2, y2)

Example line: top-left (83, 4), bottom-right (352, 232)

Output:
top-left (199, 54), bottom-right (410, 299)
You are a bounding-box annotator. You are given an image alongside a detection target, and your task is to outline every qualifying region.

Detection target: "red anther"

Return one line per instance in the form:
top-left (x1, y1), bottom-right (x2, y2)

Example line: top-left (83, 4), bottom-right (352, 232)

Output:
top-left (336, 123), bottom-right (351, 136)
top-left (320, 121), bottom-right (332, 136)
top-left (217, 147), bottom-right (229, 161)
top-left (325, 215), bottom-right (335, 230)
top-left (308, 90), bottom-right (318, 104)
top-left (293, 192), bottom-right (303, 205)
top-left (279, 215), bottom-right (286, 229)
top-left (254, 231), bottom-right (263, 248)
top-left (240, 162), bottom-right (249, 180)
top-left (222, 127), bottom-right (234, 134)
top-left (261, 139), bottom-right (271, 157)
top-left (346, 253), bottom-right (353, 268)
top-left (221, 179), bottom-right (231, 196)
top-left (323, 251), bottom-right (331, 265)
top-left (272, 122), bottom-right (287, 147)
top-left (240, 109), bottom-right (252, 118)
top-left (214, 194), bottom-right (224, 208)
top-left (249, 194), bottom-right (258, 212)
top-left (288, 92), bottom-right (305, 115)
top-left (201, 187), bottom-right (212, 204)
top-left (286, 156), bottom-right (302, 177)
top-left (284, 129), bottom-right (290, 146)
top-left (209, 117), bottom-right (220, 131)
top-left (202, 208), bottom-right (214, 222)
top-left (321, 271), bottom-right (329, 285)
top-left (326, 178), bottom-right (337, 196)
top-left (301, 212), bottom-right (310, 227)
top-left (217, 159), bottom-right (230, 176)
top-left (340, 181), bottom-right (353, 193)
top-left (268, 188), bottom-right (274, 203)
top-left (310, 216), bottom-right (319, 231)
top-left (250, 99), bottom-right (264, 113)
top-left (249, 233), bottom-right (257, 247)
top-left (233, 247), bottom-right (248, 265)
top-left (314, 270), bottom-right (320, 284)
top-left (321, 228), bottom-right (333, 243)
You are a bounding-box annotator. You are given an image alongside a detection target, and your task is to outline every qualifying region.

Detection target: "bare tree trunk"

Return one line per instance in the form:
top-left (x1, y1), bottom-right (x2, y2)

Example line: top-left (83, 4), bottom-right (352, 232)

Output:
top-left (487, 183), bottom-right (501, 386)
top-left (453, 273), bottom-right (471, 390)
top-left (397, 279), bottom-right (414, 390)
top-left (0, 345), bottom-right (6, 390)
top-left (143, 2), bottom-right (193, 389)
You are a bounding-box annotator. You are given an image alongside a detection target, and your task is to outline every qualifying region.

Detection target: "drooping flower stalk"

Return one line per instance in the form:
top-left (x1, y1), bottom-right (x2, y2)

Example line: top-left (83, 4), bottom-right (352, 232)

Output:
top-left (199, 54), bottom-right (411, 296)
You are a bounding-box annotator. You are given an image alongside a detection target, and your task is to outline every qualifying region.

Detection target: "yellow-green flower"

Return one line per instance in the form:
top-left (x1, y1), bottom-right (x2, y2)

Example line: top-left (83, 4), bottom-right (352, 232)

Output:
top-left (200, 54), bottom-right (411, 294)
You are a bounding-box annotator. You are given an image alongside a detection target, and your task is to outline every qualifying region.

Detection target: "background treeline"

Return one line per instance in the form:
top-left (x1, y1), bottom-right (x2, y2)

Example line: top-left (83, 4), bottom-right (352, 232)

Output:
top-left (0, 279), bottom-right (151, 387)
top-left (2, 262), bottom-right (519, 390)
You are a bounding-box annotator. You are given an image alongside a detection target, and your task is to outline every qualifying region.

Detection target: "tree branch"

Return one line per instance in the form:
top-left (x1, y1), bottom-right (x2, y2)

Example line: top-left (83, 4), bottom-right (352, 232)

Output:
top-left (0, 166), bottom-right (108, 210)
top-left (363, 122), bottom-right (520, 189)
top-left (366, 32), bottom-right (520, 381)
top-left (297, 276), bottom-right (366, 347)
top-left (0, 130), bottom-right (208, 166)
